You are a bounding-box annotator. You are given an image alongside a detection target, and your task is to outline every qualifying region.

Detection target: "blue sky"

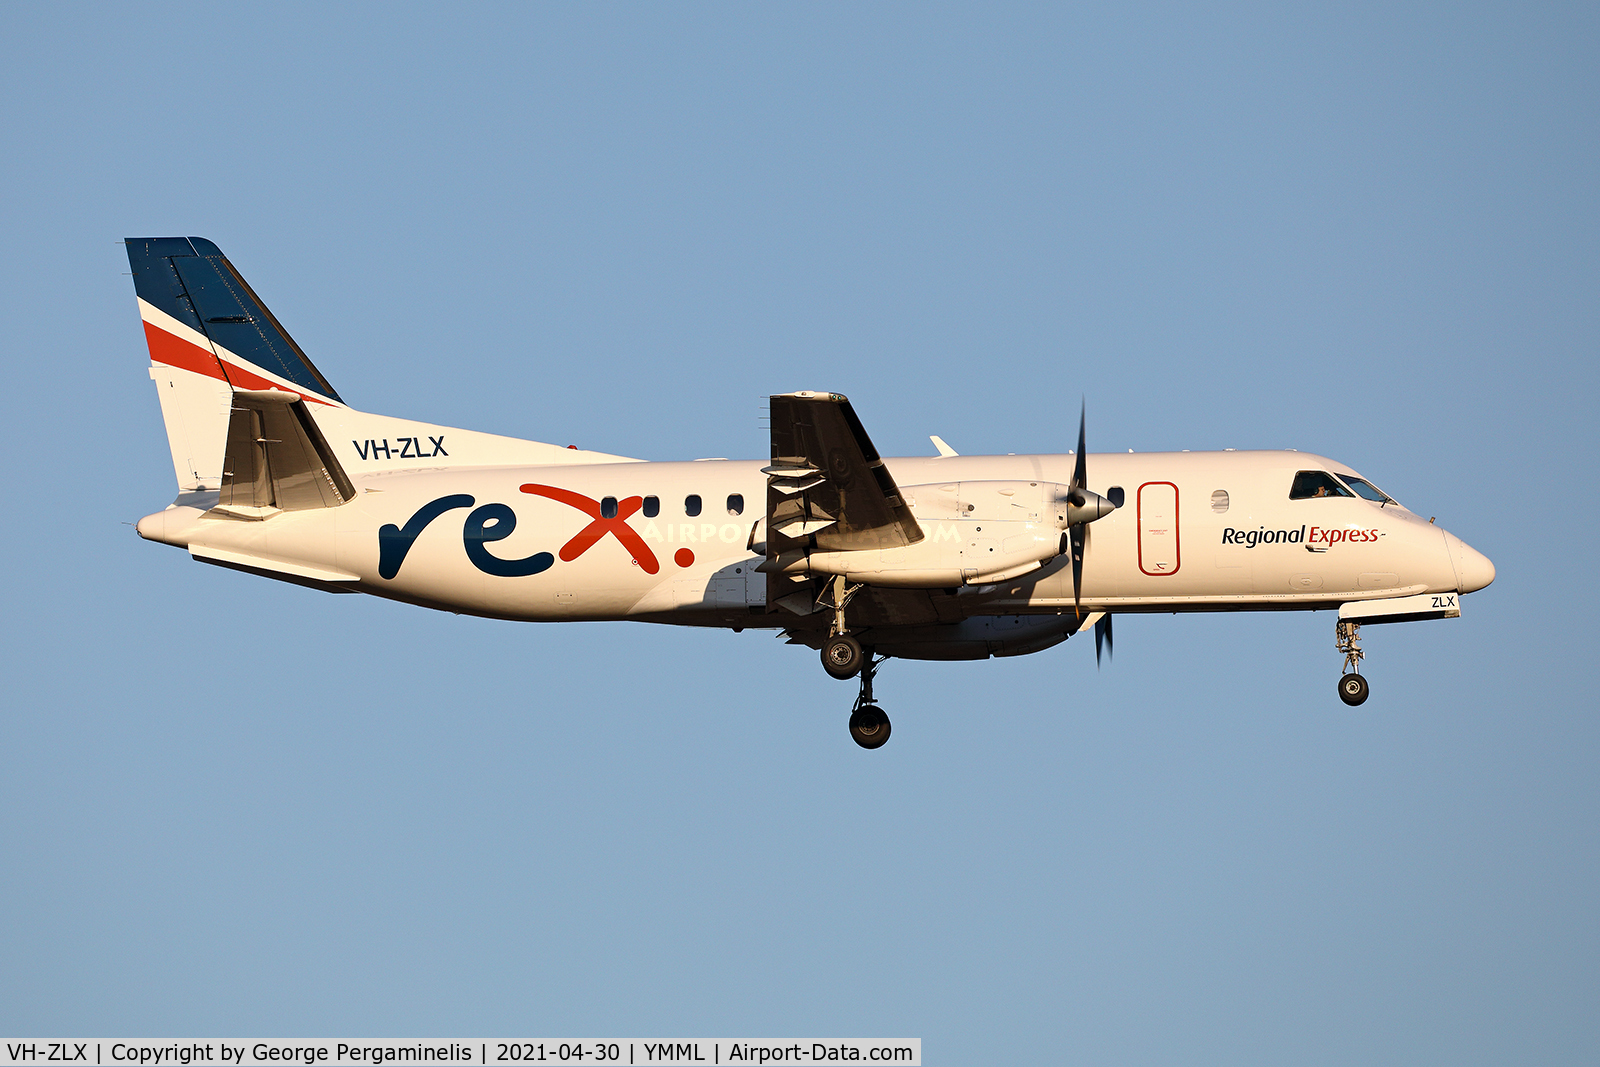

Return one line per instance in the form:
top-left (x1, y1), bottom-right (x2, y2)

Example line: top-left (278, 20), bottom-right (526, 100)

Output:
top-left (1, 3), bottom-right (1596, 1063)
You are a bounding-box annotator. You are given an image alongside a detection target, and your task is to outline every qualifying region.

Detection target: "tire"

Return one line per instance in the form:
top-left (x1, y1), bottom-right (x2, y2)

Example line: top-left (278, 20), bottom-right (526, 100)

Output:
top-left (822, 634), bottom-right (864, 679)
top-left (849, 704), bottom-right (892, 749)
top-left (1338, 672), bottom-right (1370, 706)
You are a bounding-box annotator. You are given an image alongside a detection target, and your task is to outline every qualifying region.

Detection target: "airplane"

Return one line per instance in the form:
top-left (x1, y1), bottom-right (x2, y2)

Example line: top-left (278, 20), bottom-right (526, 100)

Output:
top-left (126, 237), bottom-right (1495, 749)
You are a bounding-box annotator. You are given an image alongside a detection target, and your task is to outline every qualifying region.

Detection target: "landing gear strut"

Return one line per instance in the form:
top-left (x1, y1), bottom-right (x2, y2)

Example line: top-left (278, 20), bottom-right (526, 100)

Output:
top-left (812, 575), bottom-right (891, 747)
top-left (1336, 620), bottom-right (1370, 706)
top-left (820, 575), bottom-right (866, 679)
top-left (848, 654), bottom-right (891, 749)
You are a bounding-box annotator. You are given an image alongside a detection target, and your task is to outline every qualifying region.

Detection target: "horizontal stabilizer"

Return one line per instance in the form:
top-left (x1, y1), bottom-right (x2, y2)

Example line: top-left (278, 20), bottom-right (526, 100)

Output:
top-left (215, 392), bottom-right (355, 518)
top-left (190, 544), bottom-right (360, 586)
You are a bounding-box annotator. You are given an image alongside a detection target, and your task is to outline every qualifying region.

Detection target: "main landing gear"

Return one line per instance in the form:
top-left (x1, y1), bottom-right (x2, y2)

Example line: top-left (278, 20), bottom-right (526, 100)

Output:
top-left (818, 575), bottom-right (891, 748)
top-left (1336, 620), bottom-right (1370, 706)
top-left (848, 654), bottom-right (891, 750)
top-left (823, 633), bottom-right (864, 679)
top-left (820, 575), bottom-right (866, 679)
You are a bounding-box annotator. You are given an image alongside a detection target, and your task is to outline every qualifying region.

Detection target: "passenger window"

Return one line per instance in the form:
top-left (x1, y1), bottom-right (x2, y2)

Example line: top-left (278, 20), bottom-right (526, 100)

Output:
top-left (1211, 489), bottom-right (1230, 513)
top-left (1341, 476), bottom-right (1395, 504)
top-left (727, 493), bottom-right (744, 516)
top-left (1289, 471), bottom-right (1355, 500)
top-left (642, 495), bottom-right (660, 518)
top-left (1107, 486), bottom-right (1125, 509)
top-left (600, 496), bottom-right (618, 519)
top-left (685, 494), bottom-right (702, 517)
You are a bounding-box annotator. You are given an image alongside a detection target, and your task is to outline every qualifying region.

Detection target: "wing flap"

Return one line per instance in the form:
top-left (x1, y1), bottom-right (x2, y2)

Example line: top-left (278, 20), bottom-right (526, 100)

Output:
top-left (766, 392), bottom-right (923, 555)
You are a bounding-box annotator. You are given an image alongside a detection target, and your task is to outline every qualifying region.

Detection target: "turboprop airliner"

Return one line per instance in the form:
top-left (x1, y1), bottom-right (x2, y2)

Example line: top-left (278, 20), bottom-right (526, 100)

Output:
top-left (127, 237), bottom-right (1495, 748)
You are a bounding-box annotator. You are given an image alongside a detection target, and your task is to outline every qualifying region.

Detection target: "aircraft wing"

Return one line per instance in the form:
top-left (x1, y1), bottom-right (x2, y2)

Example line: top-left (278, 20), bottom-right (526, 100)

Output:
top-left (766, 391), bottom-right (923, 552)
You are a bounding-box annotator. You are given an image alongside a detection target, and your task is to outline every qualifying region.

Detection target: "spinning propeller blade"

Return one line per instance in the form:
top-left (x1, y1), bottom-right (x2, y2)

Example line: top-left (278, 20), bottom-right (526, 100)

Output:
top-left (1094, 613), bottom-right (1113, 667)
top-left (1071, 400), bottom-right (1088, 507)
top-left (1063, 402), bottom-right (1119, 617)
top-left (1070, 403), bottom-right (1088, 616)
top-left (1071, 524), bottom-right (1086, 618)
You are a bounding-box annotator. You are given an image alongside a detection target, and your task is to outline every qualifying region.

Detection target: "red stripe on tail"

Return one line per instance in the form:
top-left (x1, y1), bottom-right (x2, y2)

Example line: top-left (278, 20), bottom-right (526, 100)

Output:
top-left (143, 320), bottom-right (229, 383)
top-left (141, 321), bottom-right (333, 404)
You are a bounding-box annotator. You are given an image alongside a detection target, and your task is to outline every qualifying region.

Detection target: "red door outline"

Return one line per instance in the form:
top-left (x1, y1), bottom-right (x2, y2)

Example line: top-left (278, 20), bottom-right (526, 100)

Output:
top-left (1137, 481), bottom-right (1181, 576)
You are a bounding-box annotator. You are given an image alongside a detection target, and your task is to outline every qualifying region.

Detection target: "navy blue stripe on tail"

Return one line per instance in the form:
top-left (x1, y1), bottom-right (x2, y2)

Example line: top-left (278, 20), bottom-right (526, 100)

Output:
top-left (126, 237), bottom-right (342, 403)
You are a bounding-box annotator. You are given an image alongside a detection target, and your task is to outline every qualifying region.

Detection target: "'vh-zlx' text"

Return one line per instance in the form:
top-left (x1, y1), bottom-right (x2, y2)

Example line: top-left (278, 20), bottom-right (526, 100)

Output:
top-left (6, 1046), bottom-right (88, 1063)
top-left (353, 436), bottom-right (447, 461)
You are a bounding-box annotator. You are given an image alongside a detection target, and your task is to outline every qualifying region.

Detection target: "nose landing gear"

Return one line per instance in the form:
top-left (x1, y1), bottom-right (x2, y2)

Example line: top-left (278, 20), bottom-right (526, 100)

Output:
top-left (1336, 620), bottom-right (1370, 706)
top-left (848, 654), bottom-right (891, 749)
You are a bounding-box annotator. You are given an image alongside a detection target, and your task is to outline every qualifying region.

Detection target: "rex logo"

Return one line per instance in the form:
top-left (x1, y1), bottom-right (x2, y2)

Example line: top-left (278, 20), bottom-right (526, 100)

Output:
top-left (377, 485), bottom-right (664, 580)
top-left (519, 484), bottom-right (660, 573)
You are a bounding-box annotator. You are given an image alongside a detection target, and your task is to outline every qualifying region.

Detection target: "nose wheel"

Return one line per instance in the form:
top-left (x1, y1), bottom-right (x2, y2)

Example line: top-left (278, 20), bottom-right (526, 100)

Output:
top-left (847, 653), bottom-right (891, 749)
top-left (1338, 672), bottom-right (1369, 706)
top-left (1335, 620), bottom-right (1370, 706)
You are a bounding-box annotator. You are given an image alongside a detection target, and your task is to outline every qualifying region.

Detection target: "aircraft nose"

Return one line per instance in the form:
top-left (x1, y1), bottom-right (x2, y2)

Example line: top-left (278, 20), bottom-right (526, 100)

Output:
top-left (1443, 531), bottom-right (1496, 594)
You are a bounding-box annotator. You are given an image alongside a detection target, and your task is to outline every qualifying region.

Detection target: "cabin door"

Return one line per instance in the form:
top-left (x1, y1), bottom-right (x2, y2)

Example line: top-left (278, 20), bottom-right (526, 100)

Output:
top-left (1137, 481), bottom-right (1181, 576)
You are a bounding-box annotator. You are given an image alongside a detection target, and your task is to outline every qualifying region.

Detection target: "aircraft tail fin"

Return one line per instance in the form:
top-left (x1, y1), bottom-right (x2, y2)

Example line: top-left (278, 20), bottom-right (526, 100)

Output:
top-left (126, 237), bottom-right (344, 494)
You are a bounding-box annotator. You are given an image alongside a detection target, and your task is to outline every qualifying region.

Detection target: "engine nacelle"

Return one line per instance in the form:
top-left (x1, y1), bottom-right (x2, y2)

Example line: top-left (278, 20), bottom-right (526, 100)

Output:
top-left (773, 480), bottom-right (1073, 588)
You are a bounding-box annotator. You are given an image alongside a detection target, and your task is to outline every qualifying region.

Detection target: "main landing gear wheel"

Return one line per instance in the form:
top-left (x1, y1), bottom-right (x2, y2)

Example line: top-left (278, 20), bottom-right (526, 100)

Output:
top-left (849, 704), bottom-right (891, 749)
top-left (846, 652), bottom-right (891, 749)
top-left (823, 634), bottom-right (864, 679)
top-left (1338, 673), bottom-right (1370, 706)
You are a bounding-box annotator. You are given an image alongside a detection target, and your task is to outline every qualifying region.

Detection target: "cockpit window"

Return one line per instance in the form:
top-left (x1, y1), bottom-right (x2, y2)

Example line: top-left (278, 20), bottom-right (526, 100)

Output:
top-left (1340, 475), bottom-right (1395, 505)
top-left (1289, 470), bottom-right (1355, 500)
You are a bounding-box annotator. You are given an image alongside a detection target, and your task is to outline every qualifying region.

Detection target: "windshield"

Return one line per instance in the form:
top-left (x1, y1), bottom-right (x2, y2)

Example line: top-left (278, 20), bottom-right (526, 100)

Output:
top-left (1340, 475), bottom-right (1396, 505)
top-left (1289, 470), bottom-right (1355, 500)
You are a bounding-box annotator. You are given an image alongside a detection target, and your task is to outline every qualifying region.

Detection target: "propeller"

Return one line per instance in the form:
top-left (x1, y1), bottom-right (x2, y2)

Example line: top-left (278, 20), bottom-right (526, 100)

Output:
top-left (1060, 401), bottom-right (1117, 618)
top-left (1094, 613), bottom-right (1113, 667)
top-left (1070, 523), bottom-right (1086, 618)
top-left (1070, 402), bottom-right (1088, 616)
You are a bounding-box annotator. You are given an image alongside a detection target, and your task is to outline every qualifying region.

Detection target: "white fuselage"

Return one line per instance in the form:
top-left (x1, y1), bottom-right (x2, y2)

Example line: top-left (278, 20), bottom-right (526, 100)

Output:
top-left (138, 446), bottom-right (1490, 628)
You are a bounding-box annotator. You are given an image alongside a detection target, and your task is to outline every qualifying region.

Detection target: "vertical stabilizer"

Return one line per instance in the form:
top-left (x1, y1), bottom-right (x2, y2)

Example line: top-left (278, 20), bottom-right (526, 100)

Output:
top-left (126, 237), bottom-right (344, 495)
